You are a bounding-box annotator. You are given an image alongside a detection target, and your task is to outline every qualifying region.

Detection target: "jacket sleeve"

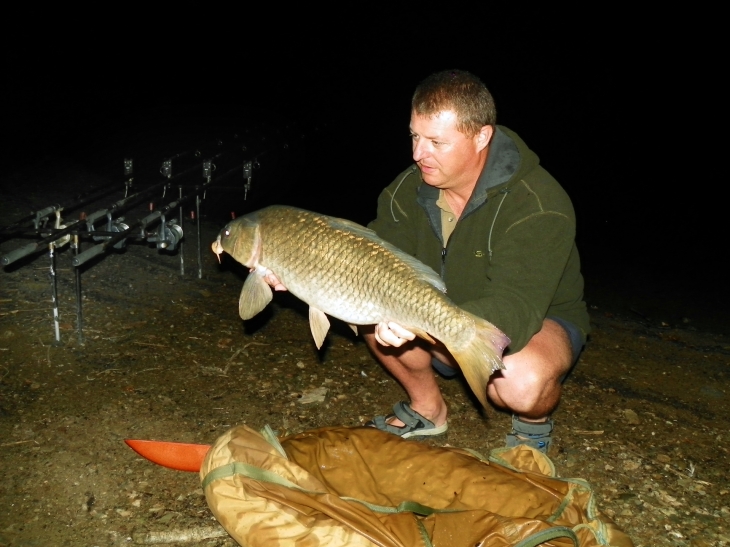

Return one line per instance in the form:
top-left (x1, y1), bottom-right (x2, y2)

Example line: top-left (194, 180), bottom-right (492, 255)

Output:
top-left (458, 210), bottom-right (576, 354)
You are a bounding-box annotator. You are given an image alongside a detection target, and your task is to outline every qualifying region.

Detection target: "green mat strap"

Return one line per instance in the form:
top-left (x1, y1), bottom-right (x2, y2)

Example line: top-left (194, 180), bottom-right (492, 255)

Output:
top-left (513, 526), bottom-right (579, 547)
top-left (202, 462), bottom-right (307, 491)
top-left (203, 461), bottom-right (460, 517)
top-left (415, 519), bottom-right (433, 547)
top-left (260, 424), bottom-right (287, 459)
top-left (339, 497), bottom-right (460, 516)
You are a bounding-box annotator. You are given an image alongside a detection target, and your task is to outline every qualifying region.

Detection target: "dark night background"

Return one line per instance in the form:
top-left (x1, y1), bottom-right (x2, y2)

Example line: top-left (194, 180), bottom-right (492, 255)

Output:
top-left (2, 5), bottom-right (725, 334)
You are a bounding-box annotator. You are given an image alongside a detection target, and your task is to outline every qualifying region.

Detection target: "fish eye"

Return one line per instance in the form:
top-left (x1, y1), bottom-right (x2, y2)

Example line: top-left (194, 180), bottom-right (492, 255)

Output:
top-left (224, 229), bottom-right (231, 237)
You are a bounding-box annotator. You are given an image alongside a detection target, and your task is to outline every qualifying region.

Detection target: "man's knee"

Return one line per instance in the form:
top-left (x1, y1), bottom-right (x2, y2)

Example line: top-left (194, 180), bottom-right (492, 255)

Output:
top-left (488, 318), bottom-right (574, 415)
top-left (489, 366), bottom-right (558, 413)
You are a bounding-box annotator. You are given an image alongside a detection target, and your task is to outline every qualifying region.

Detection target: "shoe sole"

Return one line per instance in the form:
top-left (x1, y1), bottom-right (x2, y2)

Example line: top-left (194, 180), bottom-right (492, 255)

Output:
top-left (401, 422), bottom-right (448, 439)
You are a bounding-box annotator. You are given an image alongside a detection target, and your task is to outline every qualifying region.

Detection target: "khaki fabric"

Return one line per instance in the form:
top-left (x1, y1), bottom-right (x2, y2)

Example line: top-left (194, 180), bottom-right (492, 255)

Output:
top-left (201, 425), bottom-right (633, 547)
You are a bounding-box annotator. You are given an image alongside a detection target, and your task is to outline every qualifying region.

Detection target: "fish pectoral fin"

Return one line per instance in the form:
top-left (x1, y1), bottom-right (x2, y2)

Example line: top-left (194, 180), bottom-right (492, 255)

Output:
top-left (308, 307), bottom-right (330, 349)
top-left (408, 327), bottom-right (436, 345)
top-left (238, 273), bottom-right (273, 320)
top-left (348, 324), bottom-right (358, 336)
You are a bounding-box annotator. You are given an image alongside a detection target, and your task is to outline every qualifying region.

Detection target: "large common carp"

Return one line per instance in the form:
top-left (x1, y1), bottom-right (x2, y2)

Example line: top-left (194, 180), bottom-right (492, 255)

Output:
top-left (211, 205), bottom-right (509, 407)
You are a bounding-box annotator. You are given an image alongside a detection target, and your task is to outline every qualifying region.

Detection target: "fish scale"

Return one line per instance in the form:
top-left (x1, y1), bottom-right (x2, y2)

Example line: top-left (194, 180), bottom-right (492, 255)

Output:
top-left (212, 205), bottom-right (510, 407)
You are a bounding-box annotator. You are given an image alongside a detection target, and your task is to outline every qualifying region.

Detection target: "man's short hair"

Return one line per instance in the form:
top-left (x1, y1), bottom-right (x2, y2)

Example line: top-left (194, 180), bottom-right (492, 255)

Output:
top-left (412, 70), bottom-right (497, 137)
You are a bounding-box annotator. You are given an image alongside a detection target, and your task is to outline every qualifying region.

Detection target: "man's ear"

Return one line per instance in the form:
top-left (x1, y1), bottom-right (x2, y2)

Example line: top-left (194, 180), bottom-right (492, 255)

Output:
top-left (475, 125), bottom-right (494, 152)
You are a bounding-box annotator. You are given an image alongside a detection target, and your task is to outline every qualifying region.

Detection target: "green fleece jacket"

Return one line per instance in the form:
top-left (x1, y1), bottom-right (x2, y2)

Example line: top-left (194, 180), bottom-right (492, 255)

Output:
top-left (368, 126), bottom-right (590, 353)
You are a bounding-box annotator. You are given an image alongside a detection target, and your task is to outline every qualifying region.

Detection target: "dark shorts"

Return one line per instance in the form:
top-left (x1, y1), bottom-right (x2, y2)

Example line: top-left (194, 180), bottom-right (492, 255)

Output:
top-left (431, 316), bottom-right (584, 379)
top-left (547, 315), bottom-right (584, 365)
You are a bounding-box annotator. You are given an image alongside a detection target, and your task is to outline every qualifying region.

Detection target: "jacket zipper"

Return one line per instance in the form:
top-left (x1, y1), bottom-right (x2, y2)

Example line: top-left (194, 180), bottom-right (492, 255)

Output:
top-left (440, 221), bottom-right (457, 281)
top-left (441, 245), bottom-right (448, 280)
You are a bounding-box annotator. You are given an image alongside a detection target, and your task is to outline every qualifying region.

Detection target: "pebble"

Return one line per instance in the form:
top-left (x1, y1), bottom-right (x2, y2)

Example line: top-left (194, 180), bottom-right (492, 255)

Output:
top-left (158, 512), bottom-right (175, 524)
top-left (623, 409), bottom-right (641, 425)
top-left (298, 387), bottom-right (328, 404)
top-left (622, 460), bottom-right (640, 471)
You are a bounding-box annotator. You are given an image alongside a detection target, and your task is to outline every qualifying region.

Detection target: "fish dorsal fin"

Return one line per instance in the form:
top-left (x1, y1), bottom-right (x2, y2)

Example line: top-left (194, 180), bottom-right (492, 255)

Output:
top-left (327, 217), bottom-right (446, 293)
top-left (239, 273), bottom-right (273, 320)
top-left (308, 306), bottom-right (330, 349)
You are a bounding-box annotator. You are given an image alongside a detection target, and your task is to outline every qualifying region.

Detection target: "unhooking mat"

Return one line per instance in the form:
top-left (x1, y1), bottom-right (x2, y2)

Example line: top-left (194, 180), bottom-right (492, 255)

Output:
top-left (200, 425), bottom-right (634, 547)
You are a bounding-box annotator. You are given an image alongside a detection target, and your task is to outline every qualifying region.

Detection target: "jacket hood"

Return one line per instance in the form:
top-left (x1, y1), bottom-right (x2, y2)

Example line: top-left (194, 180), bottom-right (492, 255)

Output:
top-left (416, 125), bottom-right (540, 219)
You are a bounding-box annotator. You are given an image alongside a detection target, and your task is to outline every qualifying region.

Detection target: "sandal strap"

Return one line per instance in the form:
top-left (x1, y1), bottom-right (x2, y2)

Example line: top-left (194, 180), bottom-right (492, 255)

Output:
top-left (365, 402), bottom-right (447, 438)
top-left (371, 414), bottom-right (407, 436)
top-left (391, 401), bottom-right (435, 430)
top-left (511, 416), bottom-right (553, 436)
top-left (506, 416), bottom-right (553, 452)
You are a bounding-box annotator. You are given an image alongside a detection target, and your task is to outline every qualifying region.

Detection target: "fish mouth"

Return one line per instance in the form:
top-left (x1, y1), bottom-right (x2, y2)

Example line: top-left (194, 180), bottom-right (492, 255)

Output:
top-left (211, 236), bottom-right (224, 261)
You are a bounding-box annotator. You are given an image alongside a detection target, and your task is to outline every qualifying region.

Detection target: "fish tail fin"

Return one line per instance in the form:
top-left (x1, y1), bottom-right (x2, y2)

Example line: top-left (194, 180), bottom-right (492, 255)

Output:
top-left (447, 313), bottom-right (509, 408)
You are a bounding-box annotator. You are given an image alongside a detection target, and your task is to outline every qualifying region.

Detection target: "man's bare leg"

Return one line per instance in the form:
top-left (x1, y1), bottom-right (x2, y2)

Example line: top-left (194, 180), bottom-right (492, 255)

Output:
top-left (361, 325), bottom-right (448, 428)
top-left (362, 319), bottom-right (573, 430)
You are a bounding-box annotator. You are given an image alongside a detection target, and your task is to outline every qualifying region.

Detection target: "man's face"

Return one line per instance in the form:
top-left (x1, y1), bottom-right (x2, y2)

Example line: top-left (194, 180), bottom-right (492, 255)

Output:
top-left (410, 110), bottom-right (489, 190)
